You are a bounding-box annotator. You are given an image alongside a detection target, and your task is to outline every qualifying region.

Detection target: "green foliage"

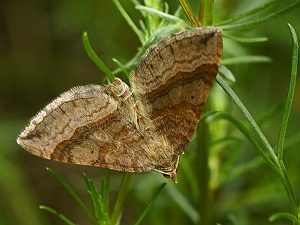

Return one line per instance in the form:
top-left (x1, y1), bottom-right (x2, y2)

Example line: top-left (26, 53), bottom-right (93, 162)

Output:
top-left (41, 169), bottom-right (166, 225)
top-left (82, 32), bottom-right (115, 83)
top-left (218, 1), bottom-right (300, 31)
top-left (5, 0), bottom-right (300, 224)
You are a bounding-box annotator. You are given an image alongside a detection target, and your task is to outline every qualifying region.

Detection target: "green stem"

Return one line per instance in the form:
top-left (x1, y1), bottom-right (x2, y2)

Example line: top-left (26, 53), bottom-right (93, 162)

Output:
top-left (277, 162), bottom-right (298, 216)
top-left (216, 74), bottom-right (298, 216)
top-left (110, 173), bottom-right (133, 225)
top-left (216, 75), bottom-right (277, 166)
top-left (178, 0), bottom-right (200, 27)
top-left (276, 24), bottom-right (299, 217)
top-left (195, 120), bottom-right (211, 225)
top-left (198, 0), bottom-right (215, 26)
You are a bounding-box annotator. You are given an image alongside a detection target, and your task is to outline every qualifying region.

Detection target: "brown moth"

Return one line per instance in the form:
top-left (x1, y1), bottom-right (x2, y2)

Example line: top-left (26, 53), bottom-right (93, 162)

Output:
top-left (17, 27), bottom-right (222, 182)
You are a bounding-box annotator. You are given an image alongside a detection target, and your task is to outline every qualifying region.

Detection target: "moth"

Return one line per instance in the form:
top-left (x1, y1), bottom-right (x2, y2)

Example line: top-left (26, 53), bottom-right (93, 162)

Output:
top-left (17, 27), bottom-right (222, 182)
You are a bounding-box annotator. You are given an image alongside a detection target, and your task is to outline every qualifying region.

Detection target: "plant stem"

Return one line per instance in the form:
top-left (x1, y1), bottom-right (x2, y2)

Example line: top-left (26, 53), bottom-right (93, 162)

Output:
top-left (277, 24), bottom-right (299, 217)
top-left (216, 74), bottom-right (298, 217)
top-left (195, 120), bottom-right (211, 225)
top-left (198, 0), bottom-right (215, 26)
top-left (216, 75), bottom-right (278, 168)
top-left (178, 0), bottom-right (200, 27)
top-left (192, 1), bottom-right (215, 224)
top-left (110, 173), bottom-right (133, 225)
top-left (277, 162), bottom-right (298, 216)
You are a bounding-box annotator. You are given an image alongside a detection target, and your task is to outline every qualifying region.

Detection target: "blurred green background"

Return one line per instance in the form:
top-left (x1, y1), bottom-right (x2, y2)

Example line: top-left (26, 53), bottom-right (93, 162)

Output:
top-left (0, 0), bottom-right (300, 224)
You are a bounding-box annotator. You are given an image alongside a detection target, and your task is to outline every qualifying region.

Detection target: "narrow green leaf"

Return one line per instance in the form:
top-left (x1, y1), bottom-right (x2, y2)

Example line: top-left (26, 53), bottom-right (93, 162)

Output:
top-left (82, 32), bottom-right (115, 82)
top-left (200, 110), bottom-right (218, 120)
top-left (272, 24), bottom-right (299, 217)
top-left (218, 64), bottom-right (236, 82)
top-left (97, 195), bottom-right (110, 225)
top-left (221, 55), bottom-right (271, 65)
top-left (46, 168), bottom-right (97, 225)
top-left (216, 74), bottom-right (298, 215)
top-left (83, 173), bottom-right (110, 224)
top-left (112, 58), bottom-right (130, 80)
top-left (39, 205), bottom-right (76, 225)
top-left (215, 76), bottom-right (278, 170)
top-left (143, 0), bottom-right (164, 35)
top-left (277, 24), bottom-right (299, 160)
top-left (269, 212), bottom-right (298, 222)
top-left (83, 174), bottom-right (103, 223)
top-left (133, 183), bottom-right (167, 225)
top-left (110, 173), bottom-right (133, 225)
top-left (222, 33), bottom-right (268, 43)
top-left (218, 0), bottom-right (280, 26)
top-left (210, 136), bottom-right (242, 147)
top-left (157, 2), bottom-right (171, 29)
top-left (221, 1), bottom-right (300, 31)
top-left (112, 0), bottom-right (144, 43)
top-left (135, 5), bottom-right (185, 24)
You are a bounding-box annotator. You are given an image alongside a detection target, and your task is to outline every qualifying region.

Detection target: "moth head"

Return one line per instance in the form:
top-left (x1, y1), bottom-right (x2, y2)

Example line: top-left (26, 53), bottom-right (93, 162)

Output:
top-left (106, 77), bottom-right (130, 99)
